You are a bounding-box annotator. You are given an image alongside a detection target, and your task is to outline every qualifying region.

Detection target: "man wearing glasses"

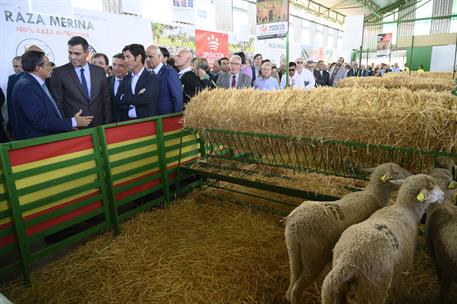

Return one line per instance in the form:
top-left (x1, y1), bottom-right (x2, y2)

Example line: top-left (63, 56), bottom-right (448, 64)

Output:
top-left (11, 50), bottom-right (93, 140)
top-left (216, 55), bottom-right (251, 89)
top-left (294, 57), bottom-right (315, 90)
top-left (280, 62), bottom-right (298, 89)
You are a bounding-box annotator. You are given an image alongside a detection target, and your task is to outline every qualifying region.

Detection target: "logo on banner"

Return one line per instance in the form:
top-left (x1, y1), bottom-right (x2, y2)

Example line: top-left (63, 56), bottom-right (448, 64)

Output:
top-left (87, 45), bottom-right (97, 62)
top-left (195, 29), bottom-right (228, 69)
top-left (16, 38), bottom-right (55, 62)
top-left (207, 34), bottom-right (220, 51)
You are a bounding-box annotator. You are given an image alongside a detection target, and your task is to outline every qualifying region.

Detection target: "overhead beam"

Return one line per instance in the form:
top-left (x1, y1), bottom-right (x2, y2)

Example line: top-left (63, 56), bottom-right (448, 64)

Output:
top-left (353, 0), bottom-right (382, 17)
top-left (291, 0), bottom-right (346, 25)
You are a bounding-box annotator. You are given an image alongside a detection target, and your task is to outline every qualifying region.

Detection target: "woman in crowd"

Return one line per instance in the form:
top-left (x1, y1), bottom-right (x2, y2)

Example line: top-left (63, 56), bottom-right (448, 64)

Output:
top-left (253, 61), bottom-right (279, 91)
top-left (193, 57), bottom-right (216, 89)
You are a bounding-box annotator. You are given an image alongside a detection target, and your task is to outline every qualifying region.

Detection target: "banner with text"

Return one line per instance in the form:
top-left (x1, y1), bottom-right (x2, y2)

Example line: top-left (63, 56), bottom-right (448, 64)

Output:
top-left (256, 0), bottom-right (288, 40)
top-left (195, 29), bottom-right (228, 68)
top-left (0, 1), bottom-right (152, 92)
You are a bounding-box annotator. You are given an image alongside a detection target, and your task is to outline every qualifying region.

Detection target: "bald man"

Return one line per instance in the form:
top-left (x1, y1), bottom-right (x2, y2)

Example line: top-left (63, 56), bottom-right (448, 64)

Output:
top-left (174, 48), bottom-right (202, 103)
top-left (145, 45), bottom-right (183, 114)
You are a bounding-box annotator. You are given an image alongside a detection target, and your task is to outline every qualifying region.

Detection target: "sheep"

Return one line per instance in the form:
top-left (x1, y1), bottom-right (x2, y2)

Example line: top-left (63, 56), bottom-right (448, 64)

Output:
top-left (284, 163), bottom-right (411, 304)
top-left (321, 174), bottom-right (444, 304)
top-left (425, 168), bottom-right (457, 304)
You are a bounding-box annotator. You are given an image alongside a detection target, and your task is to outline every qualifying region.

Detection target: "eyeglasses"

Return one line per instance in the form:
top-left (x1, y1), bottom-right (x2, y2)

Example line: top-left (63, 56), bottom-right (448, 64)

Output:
top-left (296, 61), bottom-right (303, 64)
top-left (229, 62), bottom-right (240, 65)
top-left (289, 69), bottom-right (295, 71)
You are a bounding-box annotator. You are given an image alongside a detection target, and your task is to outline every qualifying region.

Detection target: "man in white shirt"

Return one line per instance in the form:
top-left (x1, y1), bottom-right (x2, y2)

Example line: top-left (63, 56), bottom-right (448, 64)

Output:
top-left (280, 62), bottom-right (298, 89)
top-left (294, 58), bottom-right (315, 90)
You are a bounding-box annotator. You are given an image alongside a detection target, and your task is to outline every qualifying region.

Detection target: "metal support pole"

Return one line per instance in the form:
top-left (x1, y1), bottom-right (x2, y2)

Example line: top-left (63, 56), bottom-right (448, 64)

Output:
top-left (358, 14), bottom-right (365, 77)
top-left (453, 33), bottom-right (457, 79)
top-left (409, 35), bottom-right (414, 75)
top-left (285, 0), bottom-right (290, 87)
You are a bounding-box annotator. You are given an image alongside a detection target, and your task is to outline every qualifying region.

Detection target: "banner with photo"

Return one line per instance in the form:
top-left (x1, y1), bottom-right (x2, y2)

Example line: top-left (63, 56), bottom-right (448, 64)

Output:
top-left (256, 0), bottom-right (288, 40)
top-left (195, 29), bottom-right (228, 68)
top-left (377, 33), bottom-right (392, 57)
top-left (151, 22), bottom-right (196, 55)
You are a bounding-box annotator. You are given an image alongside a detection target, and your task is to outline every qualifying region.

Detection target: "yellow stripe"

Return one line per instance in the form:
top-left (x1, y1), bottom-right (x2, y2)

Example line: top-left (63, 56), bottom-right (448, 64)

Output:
top-left (15, 160), bottom-right (96, 190)
top-left (111, 155), bottom-right (159, 176)
top-left (0, 200), bottom-right (9, 213)
top-left (0, 217), bottom-right (12, 226)
top-left (0, 184), bottom-right (5, 194)
top-left (164, 134), bottom-right (198, 148)
top-left (18, 174), bottom-right (98, 206)
top-left (113, 166), bottom-right (160, 186)
top-left (167, 154), bottom-right (201, 169)
top-left (163, 129), bottom-right (182, 137)
top-left (12, 149), bottom-right (94, 173)
top-left (109, 144), bottom-right (157, 163)
top-left (166, 144), bottom-right (200, 159)
top-left (107, 135), bottom-right (156, 150)
top-left (22, 189), bottom-right (96, 218)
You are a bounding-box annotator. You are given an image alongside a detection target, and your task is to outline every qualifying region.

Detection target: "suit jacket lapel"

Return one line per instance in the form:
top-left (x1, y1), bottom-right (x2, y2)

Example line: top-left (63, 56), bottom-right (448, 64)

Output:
top-left (68, 64), bottom-right (88, 101)
top-left (135, 69), bottom-right (148, 94)
top-left (89, 63), bottom-right (97, 103)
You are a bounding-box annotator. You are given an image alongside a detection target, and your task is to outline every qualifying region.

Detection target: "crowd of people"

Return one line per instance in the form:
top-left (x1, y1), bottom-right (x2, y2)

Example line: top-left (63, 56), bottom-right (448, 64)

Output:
top-left (2, 35), bottom-right (412, 141)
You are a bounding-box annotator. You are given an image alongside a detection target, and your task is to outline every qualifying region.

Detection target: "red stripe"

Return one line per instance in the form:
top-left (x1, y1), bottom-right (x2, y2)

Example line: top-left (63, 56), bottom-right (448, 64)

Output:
top-left (115, 170), bottom-right (160, 188)
top-left (105, 121), bottom-right (156, 145)
top-left (115, 178), bottom-right (162, 201)
top-left (9, 136), bottom-right (94, 166)
top-left (25, 201), bottom-right (102, 236)
top-left (163, 116), bottom-right (183, 133)
top-left (0, 221), bottom-right (12, 231)
top-left (0, 234), bottom-right (14, 248)
top-left (23, 191), bottom-right (100, 222)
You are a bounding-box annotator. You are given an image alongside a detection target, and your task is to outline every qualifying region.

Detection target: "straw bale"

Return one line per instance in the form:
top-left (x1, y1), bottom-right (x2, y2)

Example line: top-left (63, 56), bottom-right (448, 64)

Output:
top-left (185, 88), bottom-right (457, 153)
top-left (337, 76), bottom-right (454, 92)
top-left (1, 192), bottom-right (456, 303)
top-left (383, 72), bottom-right (454, 79)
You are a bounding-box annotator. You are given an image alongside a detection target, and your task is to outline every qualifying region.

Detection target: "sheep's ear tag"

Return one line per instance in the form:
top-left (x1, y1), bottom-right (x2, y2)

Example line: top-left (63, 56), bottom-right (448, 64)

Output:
top-left (417, 192), bottom-right (426, 202)
top-left (380, 174), bottom-right (389, 182)
top-left (448, 183), bottom-right (456, 189)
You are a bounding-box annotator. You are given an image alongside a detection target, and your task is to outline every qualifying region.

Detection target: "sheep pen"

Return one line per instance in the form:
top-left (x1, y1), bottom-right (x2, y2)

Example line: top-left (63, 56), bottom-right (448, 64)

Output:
top-left (1, 188), bottom-right (456, 304)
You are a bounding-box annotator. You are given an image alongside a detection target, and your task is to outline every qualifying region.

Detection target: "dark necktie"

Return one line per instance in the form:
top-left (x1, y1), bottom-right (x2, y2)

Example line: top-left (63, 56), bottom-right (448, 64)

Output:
top-left (231, 75), bottom-right (236, 88)
top-left (80, 68), bottom-right (89, 101)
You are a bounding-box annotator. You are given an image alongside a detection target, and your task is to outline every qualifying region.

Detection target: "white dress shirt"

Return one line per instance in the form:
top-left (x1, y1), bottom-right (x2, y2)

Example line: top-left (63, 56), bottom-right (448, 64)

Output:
top-left (128, 67), bottom-right (144, 119)
top-left (178, 66), bottom-right (192, 79)
top-left (153, 63), bottom-right (163, 75)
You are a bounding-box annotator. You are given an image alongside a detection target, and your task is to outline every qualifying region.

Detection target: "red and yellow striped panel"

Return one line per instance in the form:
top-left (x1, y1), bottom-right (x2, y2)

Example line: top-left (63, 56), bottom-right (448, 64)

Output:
top-left (105, 122), bottom-right (161, 201)
top-left (8, 135), bottom-right (103, 237)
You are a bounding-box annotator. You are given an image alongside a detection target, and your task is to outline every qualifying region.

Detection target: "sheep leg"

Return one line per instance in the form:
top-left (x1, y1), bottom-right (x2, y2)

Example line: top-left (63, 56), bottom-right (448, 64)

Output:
top-left (438, 275), bottom-right (451, 304)
top-left (285, 240), bottom-right (302, 302)
top-left (290, 250), bottom-right (330, 304)
top-left (354, 278), bottom-right (390, 304)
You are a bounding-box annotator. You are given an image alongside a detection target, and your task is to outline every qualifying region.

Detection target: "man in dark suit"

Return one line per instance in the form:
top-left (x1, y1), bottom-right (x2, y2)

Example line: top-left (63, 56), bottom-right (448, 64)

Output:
top-left (314, 60), bottom-right (330, 87)
top-left (175, 48), bottom-right (202, 104)
top-left (108, 53), bottom-right (128, 122)
top-left (51, 36), bottom-right (111, 127)
top-left (347, 61), bottom-right (360, 77)
top-left (116, 44), bottom-right (160, 120)
top-left (146, 45), bottom-right (183, 115)
top-left (251, 53), bottom-right (262, 85)
top-left (11, 50), bottom-right (93, 140)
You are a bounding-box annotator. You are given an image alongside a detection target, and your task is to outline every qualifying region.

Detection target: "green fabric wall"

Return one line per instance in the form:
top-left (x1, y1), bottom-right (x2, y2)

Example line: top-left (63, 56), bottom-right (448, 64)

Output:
top-left (406, 46), bottom-right (432, 71)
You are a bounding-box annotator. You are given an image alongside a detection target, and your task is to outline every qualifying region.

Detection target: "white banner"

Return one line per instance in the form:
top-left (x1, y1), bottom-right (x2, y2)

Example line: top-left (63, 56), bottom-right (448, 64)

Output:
top-left (343, 15), bottom-right (364, 50)
top-left (0, 1), bottom-right (153, 92)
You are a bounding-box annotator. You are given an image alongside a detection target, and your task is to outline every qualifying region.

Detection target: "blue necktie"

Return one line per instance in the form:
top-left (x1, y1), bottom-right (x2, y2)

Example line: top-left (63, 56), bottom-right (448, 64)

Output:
top-left (80, 68), bottom-right (90, 101)
top-left (42, 83), bottom-right (62, 119)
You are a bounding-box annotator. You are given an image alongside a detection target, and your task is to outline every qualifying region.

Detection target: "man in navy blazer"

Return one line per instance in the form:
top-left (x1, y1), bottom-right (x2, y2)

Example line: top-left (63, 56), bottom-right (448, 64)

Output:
top-left (116, 44), bottom-right (160, 121)
top-left (11, 50), bottom-right (93, 140)
top-left (146, 45), bottom-right (183, 115)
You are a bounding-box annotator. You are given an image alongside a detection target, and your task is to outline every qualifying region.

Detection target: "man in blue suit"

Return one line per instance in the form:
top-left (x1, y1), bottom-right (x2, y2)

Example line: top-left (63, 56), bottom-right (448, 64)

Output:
top-left (145, 45), bottom-right (183, 115)
top-left (11, 50), bottom-right (93, 140)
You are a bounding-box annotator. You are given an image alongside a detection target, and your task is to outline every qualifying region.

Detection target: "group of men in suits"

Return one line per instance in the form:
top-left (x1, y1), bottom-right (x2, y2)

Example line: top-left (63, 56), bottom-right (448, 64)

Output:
top-left (8, 36), bottom-right (184, 141)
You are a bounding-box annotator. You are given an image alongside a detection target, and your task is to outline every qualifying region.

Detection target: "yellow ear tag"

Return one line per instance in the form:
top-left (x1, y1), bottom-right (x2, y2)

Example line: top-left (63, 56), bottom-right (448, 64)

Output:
top-left (417, 192), bottom-right (425, 202)
top-left (448, 183), bottom-right (456, 189)
top-left (380, 174), bottom-right (388, 182)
